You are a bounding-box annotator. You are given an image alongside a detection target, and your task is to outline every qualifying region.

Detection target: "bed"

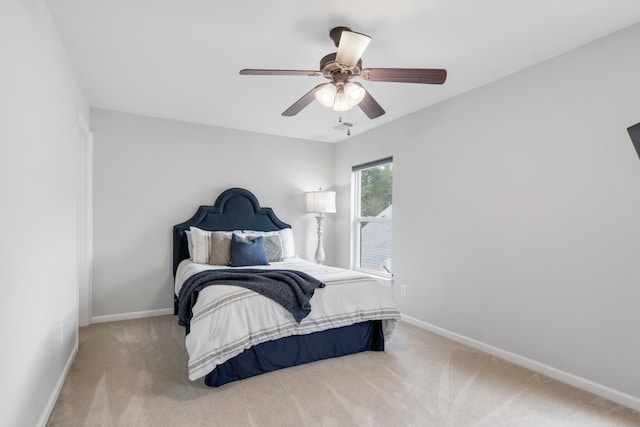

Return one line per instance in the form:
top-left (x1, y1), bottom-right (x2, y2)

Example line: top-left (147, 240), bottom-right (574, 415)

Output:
top-left (173, 187), bottom-right (400, 386)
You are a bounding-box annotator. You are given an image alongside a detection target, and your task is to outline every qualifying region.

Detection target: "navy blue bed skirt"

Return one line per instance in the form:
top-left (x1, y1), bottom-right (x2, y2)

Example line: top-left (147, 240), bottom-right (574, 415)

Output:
top-left (204, 320), bottom-right (385, 387)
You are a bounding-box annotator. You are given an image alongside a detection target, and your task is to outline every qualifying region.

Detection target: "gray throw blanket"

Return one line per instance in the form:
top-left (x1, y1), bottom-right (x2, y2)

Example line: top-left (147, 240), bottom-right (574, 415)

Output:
top-left (178, 269), bottom-right (326, 327)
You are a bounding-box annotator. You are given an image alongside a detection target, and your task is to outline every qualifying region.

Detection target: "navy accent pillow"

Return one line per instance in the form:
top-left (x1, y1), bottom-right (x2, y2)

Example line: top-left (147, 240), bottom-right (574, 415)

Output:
top-left (229, 233), bottom-right (270, 267)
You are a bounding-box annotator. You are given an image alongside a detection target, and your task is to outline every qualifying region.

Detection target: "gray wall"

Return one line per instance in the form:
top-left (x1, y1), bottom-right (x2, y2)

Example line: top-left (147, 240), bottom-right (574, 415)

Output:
top-left (335, 23), bottom-right (640, 403)
top-left (0, 1), bottom-right (89, 426)
top-left (91, 109), bottom-right (335, 318)
top-left (8, 4), bottom-right (637, 422)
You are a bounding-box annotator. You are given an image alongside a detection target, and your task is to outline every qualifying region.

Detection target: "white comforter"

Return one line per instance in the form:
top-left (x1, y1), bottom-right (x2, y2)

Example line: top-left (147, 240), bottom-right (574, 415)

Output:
top-left (175, 258), bottom-right (401, 381)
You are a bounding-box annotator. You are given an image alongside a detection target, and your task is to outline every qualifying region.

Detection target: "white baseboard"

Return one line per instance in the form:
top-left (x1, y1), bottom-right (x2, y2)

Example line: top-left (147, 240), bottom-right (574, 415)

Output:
top-left (401, 314), bottom-right (640, 412)
top-left (37, 340), bottom-right (78, 427)
top-left (91, 308), bottom-right (174, 324)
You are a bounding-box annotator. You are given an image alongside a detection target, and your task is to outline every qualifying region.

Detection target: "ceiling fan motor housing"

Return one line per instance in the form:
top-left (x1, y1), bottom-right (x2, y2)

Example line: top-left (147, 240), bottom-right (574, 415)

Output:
top-left (329, 26), bottom-right (352, 47)
top-left (320, 53), bottom-right (362, 79)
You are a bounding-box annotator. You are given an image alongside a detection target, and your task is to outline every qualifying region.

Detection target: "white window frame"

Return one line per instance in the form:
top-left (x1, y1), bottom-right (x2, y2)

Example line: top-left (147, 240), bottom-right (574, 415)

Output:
top-left (351, 157), bottom-right (393, 278)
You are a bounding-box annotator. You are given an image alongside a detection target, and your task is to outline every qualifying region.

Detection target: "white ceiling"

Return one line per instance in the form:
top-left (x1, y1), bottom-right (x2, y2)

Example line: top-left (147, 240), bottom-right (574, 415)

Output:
top-left (47, 0), bottom-right (640, 143)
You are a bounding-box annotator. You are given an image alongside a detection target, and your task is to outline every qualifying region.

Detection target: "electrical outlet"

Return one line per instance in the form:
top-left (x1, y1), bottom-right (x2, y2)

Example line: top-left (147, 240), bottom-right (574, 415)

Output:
top-left (400, 284), bottom-right (407, 296)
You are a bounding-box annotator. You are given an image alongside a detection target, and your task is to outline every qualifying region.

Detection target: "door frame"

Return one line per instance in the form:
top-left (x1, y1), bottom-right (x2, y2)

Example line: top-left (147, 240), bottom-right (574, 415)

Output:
top-left (77, 111), bottom-right (93, 327)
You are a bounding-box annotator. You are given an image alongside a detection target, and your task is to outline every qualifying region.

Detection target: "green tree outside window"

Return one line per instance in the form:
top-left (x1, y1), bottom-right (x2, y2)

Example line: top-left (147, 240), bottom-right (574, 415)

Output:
top-left (360, 164), bottom-right (392, 217)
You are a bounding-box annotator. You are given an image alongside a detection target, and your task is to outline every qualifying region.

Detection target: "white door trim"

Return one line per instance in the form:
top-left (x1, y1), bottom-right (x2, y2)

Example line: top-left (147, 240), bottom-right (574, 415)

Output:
top-left (77, 111), bottom-right (93, 327)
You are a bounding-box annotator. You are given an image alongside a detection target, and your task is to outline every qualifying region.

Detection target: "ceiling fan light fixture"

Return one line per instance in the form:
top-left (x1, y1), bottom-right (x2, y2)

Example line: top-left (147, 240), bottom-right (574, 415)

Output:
top-left (343, 82), bottom-right (366, 106)
top-left (315, 83), bottom-right (337, 107)
top-left (332, 91), bottom-right (352, 112)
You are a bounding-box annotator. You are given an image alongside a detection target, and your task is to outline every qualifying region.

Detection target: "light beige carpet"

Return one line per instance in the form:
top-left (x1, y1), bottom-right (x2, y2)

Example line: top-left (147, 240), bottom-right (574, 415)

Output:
top-left (47, 315), bottom-right (640, 426)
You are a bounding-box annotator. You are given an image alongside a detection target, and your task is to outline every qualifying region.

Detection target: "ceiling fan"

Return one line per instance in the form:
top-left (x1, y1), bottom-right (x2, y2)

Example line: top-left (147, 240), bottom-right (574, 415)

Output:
top-left (239, 26), bottom-right (447, 119)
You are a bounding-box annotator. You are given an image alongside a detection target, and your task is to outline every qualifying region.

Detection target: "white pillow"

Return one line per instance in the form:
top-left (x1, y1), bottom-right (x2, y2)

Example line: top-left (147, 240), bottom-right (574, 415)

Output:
top-left (185, 230), bottom-right (193, 259)
top-left (189, 227), bottom-right (233, 265)
top-left (279, 228), bottom-right (296, 259)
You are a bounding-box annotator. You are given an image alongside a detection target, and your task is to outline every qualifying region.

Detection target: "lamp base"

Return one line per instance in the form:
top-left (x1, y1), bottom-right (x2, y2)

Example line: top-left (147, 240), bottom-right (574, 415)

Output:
top-left (314, 215), bottom-right (326, 264)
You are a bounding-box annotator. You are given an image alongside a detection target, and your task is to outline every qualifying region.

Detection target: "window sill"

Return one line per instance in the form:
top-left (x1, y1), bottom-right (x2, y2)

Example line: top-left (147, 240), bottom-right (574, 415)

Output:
top-left (353, 269), bottom-right (393, 287)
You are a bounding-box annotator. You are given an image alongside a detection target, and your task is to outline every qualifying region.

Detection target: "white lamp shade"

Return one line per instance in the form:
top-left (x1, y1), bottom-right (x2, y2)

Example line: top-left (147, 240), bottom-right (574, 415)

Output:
top-left (343, 82), bottom-right (366, 106)
top-left (314, 82), bottom-right (364, 111)
top-left (306, 190), bottom-right (336, 213)
top-left (332, 91), bottom-right (352, 112)
top-left (315, 83), bottom-right (337, 107)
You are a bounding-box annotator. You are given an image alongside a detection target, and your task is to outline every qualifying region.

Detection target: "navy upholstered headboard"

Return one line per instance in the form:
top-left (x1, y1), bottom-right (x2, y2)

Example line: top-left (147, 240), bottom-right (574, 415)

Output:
top-left (172, 188), bottom-right (291, 276)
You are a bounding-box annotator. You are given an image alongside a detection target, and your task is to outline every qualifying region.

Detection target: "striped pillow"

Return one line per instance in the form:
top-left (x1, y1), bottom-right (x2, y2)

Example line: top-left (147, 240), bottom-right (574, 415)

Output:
top-left (189, 227), bottom-right (232, 265)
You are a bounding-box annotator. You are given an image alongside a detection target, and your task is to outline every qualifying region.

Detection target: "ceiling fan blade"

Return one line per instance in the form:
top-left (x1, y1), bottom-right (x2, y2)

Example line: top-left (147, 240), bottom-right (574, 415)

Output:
top-left (360, 68), bottom-right (447, 84)
top-left (282, 84), bottom-right (325, 116)
top-left (335, 31), bottom-right (371, 68)
top-left (358, 91), bottom-right (385, 119)
top-left (240, 69), bottom-right (321, 77)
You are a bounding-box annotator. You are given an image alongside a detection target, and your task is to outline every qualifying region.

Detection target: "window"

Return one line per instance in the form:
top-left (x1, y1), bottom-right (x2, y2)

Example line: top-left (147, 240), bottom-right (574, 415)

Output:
top-left (352, 157), bottom-right (392, 277)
